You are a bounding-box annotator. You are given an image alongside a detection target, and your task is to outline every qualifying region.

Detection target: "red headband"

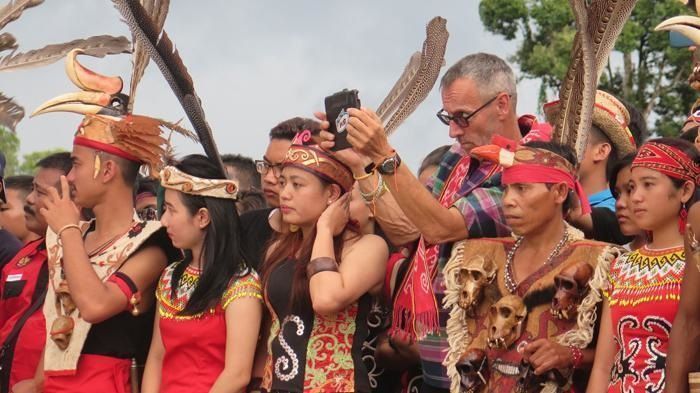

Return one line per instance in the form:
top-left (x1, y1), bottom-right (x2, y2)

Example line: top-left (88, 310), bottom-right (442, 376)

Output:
top-left (632, 142), bottom-right (700, 185)
top-left (502, 165), bottom-right (592, 215)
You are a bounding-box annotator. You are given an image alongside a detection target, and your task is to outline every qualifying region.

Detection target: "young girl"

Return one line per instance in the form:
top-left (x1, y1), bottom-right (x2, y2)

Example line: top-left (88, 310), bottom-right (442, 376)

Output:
top-left (142, 155), bottom-right (263, 393)
top-left (261, 131), bottom-right (388, 392)
top-left (609, 153), bottom-right (647, 251)
top-left (587, 138), bottom-right (698, 392)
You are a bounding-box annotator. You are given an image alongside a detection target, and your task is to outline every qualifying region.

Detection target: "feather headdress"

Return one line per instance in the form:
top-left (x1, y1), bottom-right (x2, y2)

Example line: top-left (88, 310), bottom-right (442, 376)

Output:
top-left (0, 0), bottom-right (131, 132)
top-left (112, 0), bottom-right (225, 174)
top-left (549, 0), bottom-right (637, 161)
top-left (376, 16), bottom-right (449, 136)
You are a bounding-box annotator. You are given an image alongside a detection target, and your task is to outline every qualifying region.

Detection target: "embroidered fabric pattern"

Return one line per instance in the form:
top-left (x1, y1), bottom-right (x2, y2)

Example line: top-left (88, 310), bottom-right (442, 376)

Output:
top-left (275, 315), bottom-right (305, 382)
top-left (606, 246), bottom-right (685, 393)
top-left (156, 264), bottom-right (261, 320)
top-left (303, 304), bottom-right (359, 392)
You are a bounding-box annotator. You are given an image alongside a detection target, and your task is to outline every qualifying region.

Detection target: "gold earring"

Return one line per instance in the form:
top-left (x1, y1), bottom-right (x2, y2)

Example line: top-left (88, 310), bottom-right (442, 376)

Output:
top-left (289, 224), bottom-right (299, 233)
top-left (93, 154), bottom-right (101, 179)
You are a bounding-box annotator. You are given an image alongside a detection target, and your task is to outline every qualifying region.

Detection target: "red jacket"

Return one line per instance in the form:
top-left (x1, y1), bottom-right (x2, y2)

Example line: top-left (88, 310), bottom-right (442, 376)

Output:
top-left (0, 238), bottom-right (47, 391)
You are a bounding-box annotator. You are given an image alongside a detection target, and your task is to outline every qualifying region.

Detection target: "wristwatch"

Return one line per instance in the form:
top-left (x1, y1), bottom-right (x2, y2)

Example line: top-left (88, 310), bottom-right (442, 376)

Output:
top-left (377, 153), bottom-right (402, 175)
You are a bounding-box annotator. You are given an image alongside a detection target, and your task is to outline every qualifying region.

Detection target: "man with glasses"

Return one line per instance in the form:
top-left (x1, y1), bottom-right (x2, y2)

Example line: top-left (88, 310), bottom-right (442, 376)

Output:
top-left (320, 53), bottom-right (528, 393)
top-left (240, 117), bottom-right (321, 271)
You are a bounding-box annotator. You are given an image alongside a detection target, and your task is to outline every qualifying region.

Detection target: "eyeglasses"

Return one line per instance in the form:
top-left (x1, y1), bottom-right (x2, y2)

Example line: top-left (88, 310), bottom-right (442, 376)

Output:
top-left (255, 159), bottom-right (282, 176)
top-left (436, 94), bottom-right (503, 128)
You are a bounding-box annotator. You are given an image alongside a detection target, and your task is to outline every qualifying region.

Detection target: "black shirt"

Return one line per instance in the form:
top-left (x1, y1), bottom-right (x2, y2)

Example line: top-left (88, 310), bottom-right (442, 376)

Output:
top-left (0, 229), bottom-right (21, 270)
top-left (239, 208), bottom-right (274, 271)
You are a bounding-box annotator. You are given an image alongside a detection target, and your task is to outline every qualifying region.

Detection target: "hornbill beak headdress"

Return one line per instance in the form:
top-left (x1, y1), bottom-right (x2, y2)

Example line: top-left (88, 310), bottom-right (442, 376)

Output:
top-left (31, 49), bottom-right (197, 177)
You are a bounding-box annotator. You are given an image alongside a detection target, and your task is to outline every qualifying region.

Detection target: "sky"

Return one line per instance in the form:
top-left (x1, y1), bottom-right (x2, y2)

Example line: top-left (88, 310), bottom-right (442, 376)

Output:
top-left (0, 0), bottom-right (541, 171)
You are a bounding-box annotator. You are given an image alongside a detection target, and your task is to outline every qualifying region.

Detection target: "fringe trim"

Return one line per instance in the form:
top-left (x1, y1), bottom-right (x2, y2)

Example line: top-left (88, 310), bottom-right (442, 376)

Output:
top-left (442, 240), bottom-right (472, 393)
top-left (541, 244), bottom-right (621, 392)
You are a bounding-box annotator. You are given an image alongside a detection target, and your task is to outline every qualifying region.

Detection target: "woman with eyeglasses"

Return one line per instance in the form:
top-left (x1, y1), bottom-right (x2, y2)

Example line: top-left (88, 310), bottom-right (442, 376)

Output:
top-left (259, 131), bottom-right (388, 393)
top-left (587, 138), bottom-right (697, 392)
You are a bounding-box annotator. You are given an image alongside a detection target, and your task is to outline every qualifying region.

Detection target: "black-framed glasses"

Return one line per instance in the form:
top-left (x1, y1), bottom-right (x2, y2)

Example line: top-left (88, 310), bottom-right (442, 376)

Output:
top-left (255, 159), bottom-right (282, 176)
top-left (436, 94), bottom-right (503, 128)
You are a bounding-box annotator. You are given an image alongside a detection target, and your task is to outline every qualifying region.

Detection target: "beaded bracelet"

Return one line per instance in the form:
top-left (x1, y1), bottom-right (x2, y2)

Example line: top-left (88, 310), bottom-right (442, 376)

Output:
top-left (569, 346), bottom-right (583, 369)
top-left (359, 173), bottom-right (386, 203)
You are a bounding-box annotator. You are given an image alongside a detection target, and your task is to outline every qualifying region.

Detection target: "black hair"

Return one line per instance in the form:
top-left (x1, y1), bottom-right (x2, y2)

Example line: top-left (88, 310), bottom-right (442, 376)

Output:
top-left (221, 153), bottom-right (261, 191)
top-left (619, 98), bottom-right (648, 144)
top-left (135, 176), bottom-right (158, 196)
top-left (269, 117), bottom-right (320, 140)
top-left (101, 152), bottom-right (140, 187)
top-left (5, 175), bottom-right (33, 197)
top-left (36, 152), bottom-right (72, 174)
top-left (608, 153), bottom-right (637, 198)
top-left (169, 154), bottom-right (251, 316)
top-left (418, 145), bottom-right (450, 176)
top-left (590, 125), bottom-right (618, 181)
top-left (680, 125), bottom-right (699, 145)
top-left (235, 189), bottom-right (266, 214)
top-left (522, 141), bottom-right (577, 213)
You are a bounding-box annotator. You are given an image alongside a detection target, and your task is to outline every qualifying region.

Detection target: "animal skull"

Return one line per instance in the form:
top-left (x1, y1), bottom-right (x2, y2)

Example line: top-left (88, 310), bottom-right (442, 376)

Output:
top-left (456, 348), bottom-right (489, 393)
top-left (551, 262), bottom-right (593, 320)
top-left (487, 295), bottom-right (527, 350)
top-left (56, 280), bottom-right (76, 315)
top-left (50, 315), bottom-right (75, 350)
top-left (456, 256), bottom-right (497, 314)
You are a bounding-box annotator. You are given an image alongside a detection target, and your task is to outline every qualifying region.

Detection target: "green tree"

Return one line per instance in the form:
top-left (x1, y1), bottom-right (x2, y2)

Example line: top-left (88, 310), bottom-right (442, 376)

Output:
top-left (0, 126), bottom-right (20, 176)
top-left (18, 148), bottom-right (68, 175)
top-left (479, 0), bottom-right (693, 137)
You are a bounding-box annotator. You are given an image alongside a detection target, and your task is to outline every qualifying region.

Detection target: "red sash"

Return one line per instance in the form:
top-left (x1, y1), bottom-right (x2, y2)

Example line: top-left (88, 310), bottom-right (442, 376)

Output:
top-left (390, 155), bottom-right (474, 339)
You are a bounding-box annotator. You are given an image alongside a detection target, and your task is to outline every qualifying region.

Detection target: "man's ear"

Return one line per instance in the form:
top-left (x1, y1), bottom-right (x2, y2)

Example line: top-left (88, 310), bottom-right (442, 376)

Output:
top-left (101, 159), bottom-right (119, 183)
top-left (552, 183), bottom-right (569, 205)
top-left (592, 142), bottom-right (612, 163)
top-left (495, 92), bottom-right (511, 117)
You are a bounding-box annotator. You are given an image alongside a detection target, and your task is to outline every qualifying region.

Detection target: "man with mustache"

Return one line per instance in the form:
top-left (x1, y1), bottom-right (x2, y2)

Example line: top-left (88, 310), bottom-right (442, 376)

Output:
top-left (0, 176), bottom-right (40, 245)
top-left (0, 152), bottom-right (72, 393)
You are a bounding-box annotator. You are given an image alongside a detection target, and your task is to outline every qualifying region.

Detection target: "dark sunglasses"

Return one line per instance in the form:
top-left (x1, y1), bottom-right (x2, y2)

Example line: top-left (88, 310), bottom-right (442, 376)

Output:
top-left (436, 94), bottom-right (503, 128)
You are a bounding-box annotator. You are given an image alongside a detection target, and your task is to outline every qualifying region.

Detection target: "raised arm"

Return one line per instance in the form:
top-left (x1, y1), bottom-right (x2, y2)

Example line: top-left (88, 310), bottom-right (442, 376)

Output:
top-left (41, 176), bottom-right (167, 323)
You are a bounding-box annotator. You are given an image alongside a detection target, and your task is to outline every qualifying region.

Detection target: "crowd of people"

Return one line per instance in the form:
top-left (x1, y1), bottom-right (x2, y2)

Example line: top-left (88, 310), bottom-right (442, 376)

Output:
top-left (1, 8), bottom-right (700, 393)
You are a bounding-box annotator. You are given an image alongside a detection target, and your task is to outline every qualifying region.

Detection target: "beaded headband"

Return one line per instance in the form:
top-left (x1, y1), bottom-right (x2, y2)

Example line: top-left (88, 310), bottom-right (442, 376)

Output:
top-left (160, 166), bottom-right (239, 200)
top-left (632, 142), bottom-right (700, 185)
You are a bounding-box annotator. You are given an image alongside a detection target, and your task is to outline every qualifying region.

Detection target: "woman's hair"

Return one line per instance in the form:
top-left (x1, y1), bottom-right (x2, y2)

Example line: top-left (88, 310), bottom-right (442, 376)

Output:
top-left (169, 154), bottom-right (251, 315)
top-left (261, 175), bottom-right (357, 313)
top-left (608, 153), bottom-right (637, 198)
top-left (418, 145), bottom-right (450, 176)
top-left (522, 141), bottom-right (577, 213)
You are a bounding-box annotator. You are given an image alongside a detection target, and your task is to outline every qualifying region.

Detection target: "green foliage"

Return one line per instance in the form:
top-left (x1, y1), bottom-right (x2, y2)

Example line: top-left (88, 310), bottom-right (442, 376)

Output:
top-left (479, 0), bottom-right (693, 138)
top-left (17, 148), bottom-right (68, 175)
top-left (0, 127), bottom-right (20, 176)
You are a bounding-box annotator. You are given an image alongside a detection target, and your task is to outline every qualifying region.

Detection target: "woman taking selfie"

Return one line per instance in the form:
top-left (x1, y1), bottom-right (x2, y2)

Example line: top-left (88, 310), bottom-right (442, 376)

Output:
top-left (587, 138), bottom-right (697, 392)
top-left (260, 131), bottom-right (388, 393)
top-left (142, 155), bottom-right (262, 393)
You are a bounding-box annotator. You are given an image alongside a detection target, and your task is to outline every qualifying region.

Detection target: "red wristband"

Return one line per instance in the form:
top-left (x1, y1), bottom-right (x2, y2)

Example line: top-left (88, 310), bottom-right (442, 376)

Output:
top-left (569, 346), bottom-right (583, 369)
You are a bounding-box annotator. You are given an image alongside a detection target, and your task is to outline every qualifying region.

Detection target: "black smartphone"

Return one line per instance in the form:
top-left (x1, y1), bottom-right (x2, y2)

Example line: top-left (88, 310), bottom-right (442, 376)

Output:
top-left (324, 89), bottom-right (361, 151)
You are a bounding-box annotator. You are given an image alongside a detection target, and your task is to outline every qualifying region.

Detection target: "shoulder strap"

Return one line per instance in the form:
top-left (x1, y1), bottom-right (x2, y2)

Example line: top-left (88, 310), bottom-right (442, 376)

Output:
top-left (0, 259), bottom-right (49, 392)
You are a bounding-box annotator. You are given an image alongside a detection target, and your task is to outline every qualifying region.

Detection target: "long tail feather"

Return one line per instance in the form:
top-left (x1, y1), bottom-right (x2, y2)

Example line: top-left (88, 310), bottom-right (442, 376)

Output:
top-left (128, 0), bottom-right (170, 111)
top-left (0, 35), bottom-right (130, 72)
top-left (0, 0), bottom-right (43, 31)
top-left (383, 16), bottom-right (449, 136)
top-left (112, 0), bottom-right (224, 174)
top-left (376, 51), bottom-right (421, 122)
top-left (0, 91), bottom-right (24, 132)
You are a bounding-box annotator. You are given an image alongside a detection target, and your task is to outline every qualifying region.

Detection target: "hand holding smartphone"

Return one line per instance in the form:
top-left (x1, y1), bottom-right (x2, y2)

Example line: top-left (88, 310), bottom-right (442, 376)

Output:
top-left (324, 89), bottom-right (361, 151)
